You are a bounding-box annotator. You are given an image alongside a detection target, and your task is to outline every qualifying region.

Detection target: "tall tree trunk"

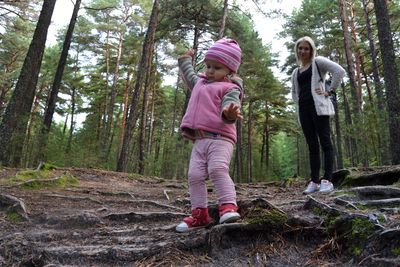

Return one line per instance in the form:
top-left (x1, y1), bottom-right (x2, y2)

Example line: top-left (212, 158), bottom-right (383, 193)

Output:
top-left (0, 0), bottom-right (56, 167)
top-left (36, 0), bottom-right (81, 165)
top-left (349, 0), bottom-right (370, 167)
top-left (334, 85), bottom-right (344, 169)
top-left (264, 104), bottom-right (270, 173)
top-left (118, 70), bottom-right (132, 157)
top-left (339, 0), bottom-right (360, 114)
top-left (180, 27), bottom-right (200, 120)
top-left (62, 113), bottom-right (69, 139)
top-left (338, 0), bottom-right (360, 165)
top-left (247, 100), bottom-right (253, 183)
top-left (101, 26), bottom-right (111, 142)
top-left (102, 30), bottom-right (124, 162)
top-left (342, 82), bottom-right (355, 165)
top-left (218, 0), bottom-right (229, 39)
top-left (373, 0), bottom-right (400, 164)
top-left (138, 48), bottom-right (155, 174)
top-left (24, 85), bottom-right (45, 167)
top-left (147, 70), bottom-right (156, 155)
top-left (117, 0), bottom-right (159, 172)
top-left (363, 0), bottom-right (389, 165)
top-left (235, 120), bottom-right (243, 183)
top-left (362, 0), bottom-right (384, 110)
top-left (171, 76), bottom-right (180, 136)
top-left (349, 0), bottom-right (363, 110)
top-left (261, 132), bottom-right (265, 172)
top-left (66, 87), bottom-right (76, 154)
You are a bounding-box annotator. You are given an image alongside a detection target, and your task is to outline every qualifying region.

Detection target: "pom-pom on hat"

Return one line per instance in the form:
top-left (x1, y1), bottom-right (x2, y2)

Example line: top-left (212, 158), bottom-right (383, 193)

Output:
top-left (204, 38), bottom-right (241, 73)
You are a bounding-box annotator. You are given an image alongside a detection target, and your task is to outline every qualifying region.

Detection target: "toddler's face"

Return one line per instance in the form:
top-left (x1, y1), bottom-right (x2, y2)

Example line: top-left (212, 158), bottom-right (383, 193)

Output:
top-left (204, 59), bottom-right (231, 82)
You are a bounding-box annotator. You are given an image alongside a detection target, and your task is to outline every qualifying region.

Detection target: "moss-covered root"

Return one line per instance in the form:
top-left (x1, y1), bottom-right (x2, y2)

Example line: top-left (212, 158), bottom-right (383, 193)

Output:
top-left (18, 172), bottom-right (79, 189)
top-left (328, 214), bottom-right (380, 258)
top-left (244, 207), bottom-right (288, 226)
top-left (0, 194), bottom-right (29, 221)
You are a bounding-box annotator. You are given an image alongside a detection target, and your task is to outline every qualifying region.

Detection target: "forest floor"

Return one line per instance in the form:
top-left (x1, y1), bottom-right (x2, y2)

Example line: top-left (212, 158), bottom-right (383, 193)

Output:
top-left (1, 166), bottom-right (400, 266)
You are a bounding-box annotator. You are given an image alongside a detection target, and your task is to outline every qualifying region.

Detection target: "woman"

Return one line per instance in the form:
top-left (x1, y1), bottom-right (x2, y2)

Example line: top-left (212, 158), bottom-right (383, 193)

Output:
top-left (291, 36), bottom-right (345, 194)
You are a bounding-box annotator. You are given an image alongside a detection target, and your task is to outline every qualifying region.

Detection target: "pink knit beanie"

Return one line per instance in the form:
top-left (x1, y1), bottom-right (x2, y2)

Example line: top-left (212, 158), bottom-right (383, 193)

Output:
top-left (204, 38), bottom-right (242, 73)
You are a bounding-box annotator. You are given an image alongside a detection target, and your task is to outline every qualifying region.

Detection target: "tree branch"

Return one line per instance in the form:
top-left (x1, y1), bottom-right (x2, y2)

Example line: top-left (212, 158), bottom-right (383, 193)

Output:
top-left (0, 6), bottom-right (28, 21)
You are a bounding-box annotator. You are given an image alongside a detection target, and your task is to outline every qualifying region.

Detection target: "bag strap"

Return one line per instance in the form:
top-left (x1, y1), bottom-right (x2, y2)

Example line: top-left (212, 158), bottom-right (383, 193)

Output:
top-left (316, 60), bottom-right (336, 98)
top-left (315, 60), bottom-right (323, 82)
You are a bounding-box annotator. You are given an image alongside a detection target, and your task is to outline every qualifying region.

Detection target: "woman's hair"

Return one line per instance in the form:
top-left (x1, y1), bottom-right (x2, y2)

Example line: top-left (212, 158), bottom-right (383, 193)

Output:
top-left (294, 36), bottom-right (317, 66)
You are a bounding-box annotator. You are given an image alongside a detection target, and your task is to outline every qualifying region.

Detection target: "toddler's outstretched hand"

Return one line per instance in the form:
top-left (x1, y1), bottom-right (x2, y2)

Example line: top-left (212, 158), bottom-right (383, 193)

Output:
top-left (223, 103), bottom-right (243, 121)
top-left (178, 48), bottom-right (195, 59)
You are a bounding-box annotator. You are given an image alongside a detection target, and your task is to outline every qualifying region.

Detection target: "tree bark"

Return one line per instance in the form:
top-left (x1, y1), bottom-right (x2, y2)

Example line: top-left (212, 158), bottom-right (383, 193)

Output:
top-left (247, 100), bottom-right (253, 183)
top-left (0, 0), bottom-right (56, 167)
top-left (235, 120), bottom-right (243, 183)
top-left (338, 0), bottom-right (360, 165)
top-left (362, 0), bottom-right (384, 110)
top-left (36, 0), bottom-right (81, 164)
top-left (138, 46), bottom-right (155, 174)
top-left (373, 0), bottom-right (400, 164)
top-left (218, 0), bottom-right (229, 39)
top-left (66, 87), bottom-right (76, 155)
top-left (117, 0), bottom-right (159, 172)
top-left (118, 70), bottom-right (132, 157)
top-left (102, 30), bottom-right (124, 162)
top-left (333, 85), bottom-right (344, 169)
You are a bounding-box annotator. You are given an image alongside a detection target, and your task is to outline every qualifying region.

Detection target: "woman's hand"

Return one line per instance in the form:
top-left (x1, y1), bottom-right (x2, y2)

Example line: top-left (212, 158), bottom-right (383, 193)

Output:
top-left (315, 87), bottom-right (330, 97)
top-left (223, 103), bottom-right (243, 121)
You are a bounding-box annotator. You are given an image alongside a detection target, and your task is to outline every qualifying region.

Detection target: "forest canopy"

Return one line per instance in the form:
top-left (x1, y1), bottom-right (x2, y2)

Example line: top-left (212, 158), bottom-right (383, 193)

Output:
top-left (0, 0), bottom-right (399, 183)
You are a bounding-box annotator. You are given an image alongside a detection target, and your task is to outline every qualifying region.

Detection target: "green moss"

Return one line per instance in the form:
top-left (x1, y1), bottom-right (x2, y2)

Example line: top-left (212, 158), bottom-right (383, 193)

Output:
top-left (6, 210), bottom-right (24, 222)
top-left (391, 247), bottom-right (400, 256)
top-left (11, 169), bottom-right (52, 182)
top-left (58, 173), bottom-right (79, 186)
top-left (354, 204), bottom-right (368, 211)
top-left (312, 206), bottom-right (323, 215)
top-left (20, 173), bottom-right (79, 189)
top-left (351, 218), bottom-right (374, 240)
top-left (283, 177), bottom-right (296, 187)
top-left (348, 217), bottom-right (375, 257)
top-left (325, 213), bottom-right (341, 229)
top-left (353, 246), bottom-right (362, 257)
top-left (41, 163), bottom-right (57, 171)
top-left (245, 207), bottom-right (288, 226)
top-left (377, 214), bottom-right (386, 224)
top-left (128, 173), bottom-right (144, 180)
top-left (340, 169), bottom-right (361, 187)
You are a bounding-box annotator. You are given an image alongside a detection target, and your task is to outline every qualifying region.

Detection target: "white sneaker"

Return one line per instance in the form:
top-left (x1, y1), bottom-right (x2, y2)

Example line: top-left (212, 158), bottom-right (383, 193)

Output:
top-left (219, 211), bottom-right (240, 224)
top-left (319, 179), bottom-right (334, 193)
top-left (303, 181), bottom-right (320, 194)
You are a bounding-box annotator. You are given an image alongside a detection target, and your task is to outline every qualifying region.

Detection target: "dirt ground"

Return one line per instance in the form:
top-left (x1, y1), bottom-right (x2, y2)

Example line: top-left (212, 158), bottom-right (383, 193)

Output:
top-left (1, 167), bottom-right (399, 266)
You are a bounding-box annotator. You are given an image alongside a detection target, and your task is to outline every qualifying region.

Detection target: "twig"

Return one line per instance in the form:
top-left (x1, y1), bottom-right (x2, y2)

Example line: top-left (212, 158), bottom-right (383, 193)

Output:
top-left (163, 189), bottom-right (170, 200)
top-left (358, 253), bottom-right (380, 265)
top-left (35, 161), bottom-right (44, 172)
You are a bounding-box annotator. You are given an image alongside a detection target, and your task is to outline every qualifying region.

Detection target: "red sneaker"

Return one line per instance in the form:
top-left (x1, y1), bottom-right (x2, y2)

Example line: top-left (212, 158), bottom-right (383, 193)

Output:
top-left (176, 208), bottom-right (212, 232)
top-left (219, 203), bottom-right (240, 224)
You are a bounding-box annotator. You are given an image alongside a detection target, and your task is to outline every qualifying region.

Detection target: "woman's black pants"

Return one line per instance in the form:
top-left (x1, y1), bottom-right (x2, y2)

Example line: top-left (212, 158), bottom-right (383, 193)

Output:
top-left (299, 105), bottom-right (334, 183)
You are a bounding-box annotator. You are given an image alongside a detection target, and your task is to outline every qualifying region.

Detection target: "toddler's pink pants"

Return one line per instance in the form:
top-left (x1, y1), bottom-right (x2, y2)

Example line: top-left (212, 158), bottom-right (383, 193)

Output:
top-left (188, 138), bottom-right (237, 209)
